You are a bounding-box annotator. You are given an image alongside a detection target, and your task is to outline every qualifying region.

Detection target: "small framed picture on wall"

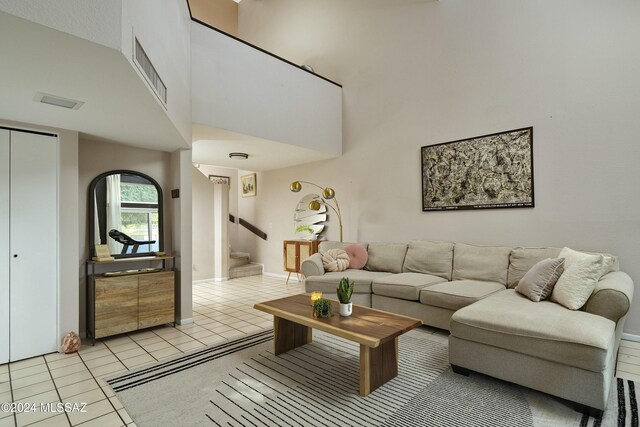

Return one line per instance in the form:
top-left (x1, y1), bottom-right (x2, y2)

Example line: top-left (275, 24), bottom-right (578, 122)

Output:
top-left (241, 173), bottom-right (257, 197)
top-left (208, 175), bottom-right (230, 185)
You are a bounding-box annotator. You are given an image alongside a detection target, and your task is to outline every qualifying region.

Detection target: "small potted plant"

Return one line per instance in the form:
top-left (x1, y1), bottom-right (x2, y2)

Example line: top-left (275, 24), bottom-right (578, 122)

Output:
top-left (312, 298), bottom-right (332, 318)
top-left (337, 277), bottom-right (354, 317)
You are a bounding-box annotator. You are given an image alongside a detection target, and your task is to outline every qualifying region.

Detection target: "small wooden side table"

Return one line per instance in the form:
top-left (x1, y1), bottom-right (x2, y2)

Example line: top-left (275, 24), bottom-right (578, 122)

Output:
top-left (283, 240), bottom-right (319, 284)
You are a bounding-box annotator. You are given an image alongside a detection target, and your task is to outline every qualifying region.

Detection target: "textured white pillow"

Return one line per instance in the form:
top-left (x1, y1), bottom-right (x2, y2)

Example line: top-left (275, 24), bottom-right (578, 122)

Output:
top-left (551, 247), bottom-right (605, 310)
top-left (322, 249), bottom-right (350, 272)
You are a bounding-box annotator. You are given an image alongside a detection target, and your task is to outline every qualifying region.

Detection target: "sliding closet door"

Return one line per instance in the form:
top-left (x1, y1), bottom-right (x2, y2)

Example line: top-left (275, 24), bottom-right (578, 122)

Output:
top-left (10, 131), bottom-right (57, 361)
top-left (0, 130), bottom-right (9, 364)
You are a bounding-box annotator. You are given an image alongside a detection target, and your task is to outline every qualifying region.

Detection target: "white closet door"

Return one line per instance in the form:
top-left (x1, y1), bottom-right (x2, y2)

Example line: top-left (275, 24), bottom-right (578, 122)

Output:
top-left (10, 131), bottom-right (58, 361)
top-left (0, 130), bottom-right (9, 364)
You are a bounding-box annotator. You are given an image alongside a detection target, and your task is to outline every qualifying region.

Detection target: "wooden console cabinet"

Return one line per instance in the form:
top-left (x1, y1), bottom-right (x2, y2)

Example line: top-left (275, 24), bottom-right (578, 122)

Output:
top-left (86, 257), bottom-right (175, 342)
top-left (283, 240), bottom-right (319, 284)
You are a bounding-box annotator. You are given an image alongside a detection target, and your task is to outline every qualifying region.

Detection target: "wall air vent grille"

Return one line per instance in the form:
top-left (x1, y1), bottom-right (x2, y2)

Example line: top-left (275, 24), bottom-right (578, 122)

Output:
top-left (134, 38), bottom-right (167, 105)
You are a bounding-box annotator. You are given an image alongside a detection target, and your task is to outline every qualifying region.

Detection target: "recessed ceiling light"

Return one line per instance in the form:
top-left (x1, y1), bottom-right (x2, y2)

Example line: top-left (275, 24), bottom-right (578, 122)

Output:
top-left (229, 152), bottom-right (249, 159)
top-left (34, 92), bottom-right (84, 110)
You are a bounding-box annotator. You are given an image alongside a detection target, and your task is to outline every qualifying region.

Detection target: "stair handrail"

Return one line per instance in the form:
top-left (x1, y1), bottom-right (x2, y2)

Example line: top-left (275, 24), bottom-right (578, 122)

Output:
top-left (238, 218), bottom-right (267, 241)
top-left (228, 213), bottom-right (267, 240)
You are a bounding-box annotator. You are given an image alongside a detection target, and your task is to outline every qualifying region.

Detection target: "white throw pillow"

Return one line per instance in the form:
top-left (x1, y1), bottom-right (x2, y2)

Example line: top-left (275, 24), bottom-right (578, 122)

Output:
top-left (322, 248), bottom-right (350, 272)
top-left (550, 247), bottom-right (605, 310)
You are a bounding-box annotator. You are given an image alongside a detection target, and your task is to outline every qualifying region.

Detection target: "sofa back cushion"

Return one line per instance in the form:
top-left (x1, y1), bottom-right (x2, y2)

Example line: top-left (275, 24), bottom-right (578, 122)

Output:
top-left (453, 243), bottom-right (512, 286)
top-left (319, 241), bottom-right (368, 255)
top-left (365, 243), bottom-right (407, 273)
top-left (508, 247), bottom-right (618, 288)
top-left (402, 240), bottom-right (454, 280)
top-left (508, 247), bottom-right (562, 289)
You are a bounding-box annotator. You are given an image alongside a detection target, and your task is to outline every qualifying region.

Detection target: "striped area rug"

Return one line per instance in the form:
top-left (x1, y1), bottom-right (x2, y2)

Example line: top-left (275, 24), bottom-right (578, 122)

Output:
top-left (107, 329), bottom-right (637, 427)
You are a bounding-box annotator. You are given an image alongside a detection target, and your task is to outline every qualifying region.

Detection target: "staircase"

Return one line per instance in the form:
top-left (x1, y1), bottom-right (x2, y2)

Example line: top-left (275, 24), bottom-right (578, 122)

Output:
top-left (229, 252), bottom-right (263, 279)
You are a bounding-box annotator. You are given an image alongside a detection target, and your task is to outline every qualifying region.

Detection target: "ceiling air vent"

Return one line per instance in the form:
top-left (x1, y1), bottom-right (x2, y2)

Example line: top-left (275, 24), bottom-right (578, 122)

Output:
top-left (134, 37), bottom-right (167, 105)
top-left (34, 92), bottom-right (84, 110)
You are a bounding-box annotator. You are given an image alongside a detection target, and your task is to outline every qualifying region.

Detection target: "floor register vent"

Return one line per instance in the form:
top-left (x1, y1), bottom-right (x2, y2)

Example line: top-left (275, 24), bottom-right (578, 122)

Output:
top-left (134, 37), bottom-right (167, 105)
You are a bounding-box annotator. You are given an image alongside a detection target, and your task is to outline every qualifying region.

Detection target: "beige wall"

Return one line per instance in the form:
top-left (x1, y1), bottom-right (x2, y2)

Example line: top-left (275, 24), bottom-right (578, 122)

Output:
top-left (198, 165), bottom-right (240, 250)
top-left (196, 165), bottom-right (262, 257)
top-left (189, 0), bottom-right (238, 36)
top-left (192, 167), bottom-right (216, 280)
top-left (78, 138), bottom-right (174, 333)
top-left (239, 0), bottom-right (640, 332)
top-left (170, 149), bottom-right (193, 324)
top-left (237, 169), bottom-right (262, 258)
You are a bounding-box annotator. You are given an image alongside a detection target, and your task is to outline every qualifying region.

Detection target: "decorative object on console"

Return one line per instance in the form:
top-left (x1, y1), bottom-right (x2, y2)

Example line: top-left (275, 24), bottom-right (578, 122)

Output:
top-left (290, 180), bottom-right (343, 241)
top-left (344, 244), bottom-right (368, 269)
top-left (312, 298), bottom-right (332, 318)
top-left (421, 127), bottom-right (534, 211)
top-left (515, 258), bottom-right (565, 302)
top-left (241, 173), bottom-right (256, 197)
top-left (93, 244), bottom-right (114, 262)
top-left (337, 277), bottom-right (354, 317)
top-left (322, 248), bottom-right (349, 272)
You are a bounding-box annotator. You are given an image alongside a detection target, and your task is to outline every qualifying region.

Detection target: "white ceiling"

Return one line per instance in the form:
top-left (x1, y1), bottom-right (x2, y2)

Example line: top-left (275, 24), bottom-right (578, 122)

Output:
top-left (191, 124), bottom-right (337, 172)
top-left (0, 11), bottom-right (188, 151)
top-left (0, 10), bottom-right (339, 167)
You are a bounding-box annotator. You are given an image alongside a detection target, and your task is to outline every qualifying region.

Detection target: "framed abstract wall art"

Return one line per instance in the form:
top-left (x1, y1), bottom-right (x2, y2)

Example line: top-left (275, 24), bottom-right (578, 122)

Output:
top-left (421, 127), bottom-right (534, 211)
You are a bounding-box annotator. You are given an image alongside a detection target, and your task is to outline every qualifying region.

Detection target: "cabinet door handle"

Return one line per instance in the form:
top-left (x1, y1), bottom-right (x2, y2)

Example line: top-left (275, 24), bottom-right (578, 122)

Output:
top-left (13, 254), bottom-right (17, 258)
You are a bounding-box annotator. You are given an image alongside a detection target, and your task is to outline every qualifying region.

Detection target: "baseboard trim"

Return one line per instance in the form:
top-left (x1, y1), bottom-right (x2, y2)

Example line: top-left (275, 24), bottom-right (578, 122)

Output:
top-left (192, 278), bottom-right (214, 284)
top-left (214, 277), bottom-right (230, 282)
top-left (262, 272), bottom-right (290, 280)
top-left (176, 317), bottom-right (193, 325)
top-left (622, 333), bottom-right (640, 342)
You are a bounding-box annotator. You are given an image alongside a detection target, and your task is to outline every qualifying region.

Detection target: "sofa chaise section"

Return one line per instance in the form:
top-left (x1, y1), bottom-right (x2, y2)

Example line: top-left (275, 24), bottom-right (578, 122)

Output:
top-left (449, 272), bottom-right (634, 415)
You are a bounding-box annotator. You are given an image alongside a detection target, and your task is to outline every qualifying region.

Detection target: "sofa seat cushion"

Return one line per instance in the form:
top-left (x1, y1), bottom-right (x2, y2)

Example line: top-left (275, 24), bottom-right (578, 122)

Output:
top-left (304, 270), bottom-right (392, 294)
top-left (419, 280), bottom-right (505, 311)
top-left (372, 273), bottom-right (447, 301)
top-left (450, 290), bottom-right (616, 372)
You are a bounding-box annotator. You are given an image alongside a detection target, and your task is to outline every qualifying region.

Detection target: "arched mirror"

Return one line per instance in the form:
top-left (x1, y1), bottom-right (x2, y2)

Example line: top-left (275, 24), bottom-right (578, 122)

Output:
top-left (294, 194), bottom-right (326, 240)
top-left (89, 170), bottom-right (164, 258)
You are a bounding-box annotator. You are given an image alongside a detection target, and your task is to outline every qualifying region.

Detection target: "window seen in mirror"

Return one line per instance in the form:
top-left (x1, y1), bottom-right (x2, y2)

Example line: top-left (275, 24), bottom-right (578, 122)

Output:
top-left (119, 181), bottom-right (159, 253)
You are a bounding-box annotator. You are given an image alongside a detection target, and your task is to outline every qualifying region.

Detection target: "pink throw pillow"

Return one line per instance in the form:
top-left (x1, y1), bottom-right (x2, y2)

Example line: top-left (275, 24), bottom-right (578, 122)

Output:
top-left (345, 244), bottom-right (368, 269)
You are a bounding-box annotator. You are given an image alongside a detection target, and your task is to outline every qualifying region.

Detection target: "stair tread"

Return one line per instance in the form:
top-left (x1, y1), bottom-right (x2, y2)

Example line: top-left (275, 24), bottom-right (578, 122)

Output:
top-left (229, 262), bottom-right (263, 279)
top-left (229, 262), bottom-right (262, 271)
top-left (230, 252), bottom-right (251, 258)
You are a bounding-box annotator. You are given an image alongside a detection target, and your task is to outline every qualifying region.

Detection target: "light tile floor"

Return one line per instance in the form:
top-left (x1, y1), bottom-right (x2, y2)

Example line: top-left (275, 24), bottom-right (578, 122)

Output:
top-left (0, 275), bottom-right (304, 427)
top-left (1, 274), bottom-right (639, 426)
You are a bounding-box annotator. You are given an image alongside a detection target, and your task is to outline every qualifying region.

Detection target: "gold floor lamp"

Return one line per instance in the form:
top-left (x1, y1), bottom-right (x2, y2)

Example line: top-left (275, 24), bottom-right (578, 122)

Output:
top-left (290, 180), bottom-right (343, 242)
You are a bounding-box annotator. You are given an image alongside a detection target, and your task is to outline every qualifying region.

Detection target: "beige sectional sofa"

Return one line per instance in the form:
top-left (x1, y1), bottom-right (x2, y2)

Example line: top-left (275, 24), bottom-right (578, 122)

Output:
top-left (301, 240), bottom-right (634, 416)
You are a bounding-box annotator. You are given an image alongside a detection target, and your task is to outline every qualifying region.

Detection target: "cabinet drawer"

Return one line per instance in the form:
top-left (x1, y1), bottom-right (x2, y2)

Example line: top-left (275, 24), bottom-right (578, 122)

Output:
top-left (95, 276), bottom-right (138, 339)
top-left (138, 271), bottom-right (175, 329)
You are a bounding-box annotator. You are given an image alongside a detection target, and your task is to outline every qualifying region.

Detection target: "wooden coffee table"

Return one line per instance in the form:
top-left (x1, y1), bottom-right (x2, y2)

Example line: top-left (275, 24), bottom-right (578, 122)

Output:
top-left (254, 294), bottom-right (422, 396)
